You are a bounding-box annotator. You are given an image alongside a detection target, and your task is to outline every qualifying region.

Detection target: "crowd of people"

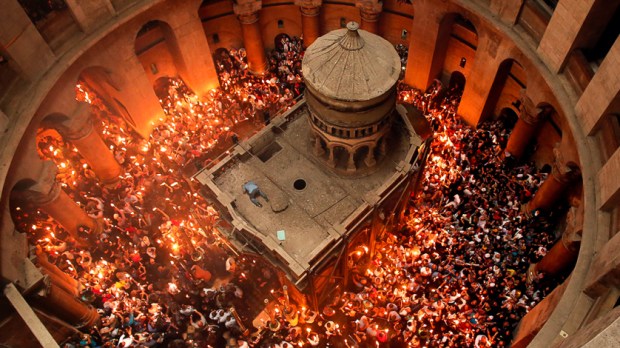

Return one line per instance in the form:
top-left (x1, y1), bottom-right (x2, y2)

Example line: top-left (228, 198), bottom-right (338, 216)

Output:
top-left (18, 37), bottom-right (306, 348)
top-left (326, 84), bottom-right (562, 347)
top-left (13, 34), bottom-right (565, 347)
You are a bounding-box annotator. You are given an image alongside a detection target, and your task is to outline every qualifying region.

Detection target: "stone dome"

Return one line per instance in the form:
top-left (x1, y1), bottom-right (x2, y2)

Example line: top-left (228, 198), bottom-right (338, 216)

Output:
top-left (302, 22), bottom-right (401, 102)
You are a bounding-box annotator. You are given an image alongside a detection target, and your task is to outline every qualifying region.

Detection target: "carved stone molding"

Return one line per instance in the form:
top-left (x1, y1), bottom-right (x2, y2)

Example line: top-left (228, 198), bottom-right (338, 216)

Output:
top-left (295, 0), bottom-right (322, 9)
top-left (519, 89), bottom-right (549, 126)
top-left (551, 144), bottom-right (581, 183)
top-left (234, 0), bottom-right (262, 23)
top-left (356, 0), bottom-right (383, 22)
top-left (300, 5), bottom-right (321, 16)
top-left (561, 206), bottom-right (583, 252)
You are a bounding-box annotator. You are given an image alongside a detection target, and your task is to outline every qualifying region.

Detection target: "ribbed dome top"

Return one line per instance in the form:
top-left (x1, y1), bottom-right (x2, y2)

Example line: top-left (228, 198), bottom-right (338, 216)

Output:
top-left (302, 21), bottom-right (401, 102)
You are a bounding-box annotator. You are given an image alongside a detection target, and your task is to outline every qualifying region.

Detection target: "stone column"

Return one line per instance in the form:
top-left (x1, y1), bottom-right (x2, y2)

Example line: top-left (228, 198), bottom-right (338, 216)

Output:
top-left (19, 162), bottom-right (99, 242)
top-left (36, 248), bottom-right (82, 297)
top-left (456, 36), bottom-right (503, 126)
top-left (0, 109), bottom-right (8, 133)
top-left (534, 232), bottom-right (580, 277)
top-left (234, 0), bottom-right (267, 74)
top-left (577, 35), bottom-right (620, 136)
top-left (527, 146), bottom-right (581, 213)
top-left (169, 9), bottom-right (220, 96)
top-left (365, 145), bottom-right (377, 167)
top-left (530, 206), bottom-right (582, 281)
top-left (504, 90), bottom-right (549, 160)
top-left (599, 140), bottom-right (620, 210)
top-left (54, 103), bottom-right (121, 185)
top-left (41, 279), bottom-right (99, 328)
top-left (356, 0), bottom-right (382, 34)
top-left (403, 0), bottom-right (446, 89)
top-left (104, 39), bottom-right (165, 138)
top-left (295, 0), bottom-right (322, 48)
top-left (0, 0), bottom-right (55, 80)
top-left (379, 137), bottom-right (387, 156)
top-left (314, 135), bottom-right (325, 156)
top-left (347, 150), bottom-right (356, 172)
top-left (585, 223), bottom-right (620, 297)
top-left (537, 0), bottom-right (609, 73)
top-left (328, 146), bottom-right (336, 168)
top-left (510, 280), bottom-right (569, 348)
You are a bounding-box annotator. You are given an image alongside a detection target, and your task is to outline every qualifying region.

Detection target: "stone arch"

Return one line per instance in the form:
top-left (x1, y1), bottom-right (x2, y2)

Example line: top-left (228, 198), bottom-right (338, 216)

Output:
top-left (153, 76), bottom-right (176, 100)
top-left (448, 70), bottom-right (466, 93)
top-left (480, 58), bottom-right (527, 123)
top-left (213, 47), bottom-right (230, 65)
top-left (36, 113), bottom-right (71, 161)
top-left (76, 66), bottom-right (137, 129)
top-left (134, 20), bottom-right (188, 88)
top-left (34, 130), bottom-right (59, 162)
top-left (274, 33), bottom-right (292, 51)
top-left (330, 144), bottom-right (348, 169)
top-left (9, 178), bottom-right (39, 233)
top-left (353, 144), bottom-right (370, 168)
top-left (261, 15), bottom-right (302, 51)
top-left (499, 107), bottom-right (519, 129)
top-left (313, 132), bottom-right (329, 156)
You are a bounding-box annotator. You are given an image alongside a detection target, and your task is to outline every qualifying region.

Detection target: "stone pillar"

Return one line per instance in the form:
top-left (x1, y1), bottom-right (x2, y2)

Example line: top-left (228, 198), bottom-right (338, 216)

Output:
top-left (576, 36), bottom-right (620, 136)
top-left (42, 279), bottom-right (99, 328)
top-left (504, 90), bottom-right (549, 160)
top-left (356, 0), bottom-right (382, 34)
top-left (295, 0), bottom-right (322, 48)
top-left (113, 44), bottom-right (165, 138)
top-left (598, 142), bottom-right (620, 210)
top-left (403, 1), bottom-right (446, 89)
top-left (534, 232), bottom-right (580, 277)
top-left (530, 206), bottom-right (583, 281)
top-left (169, 10), bottom-right (220, 96)
top-left (328, 146), bottom-right (336, 168)
top-left (527, 146), bottom-right (581, 213)
top-left (379, 137), bottom-right (387, 156)
top-left (0, 0), bottom-right (55, 80)
top-left (537, 0), bottom-right (609, 73)
top-left (0, 109), bottom-right (8, 133)
top-left (19, 162), bottom-right (99, 242)
top-left (64, 0), bottom-right (114, 33)
top-left (314, 135), bottom-right (325, 156)
top-left (234, 0), bottom-right (267, 74)
top-left (54, 103), bottom-right (121, 184)
top-left (585, 225), bottom-right (620, 297)
top-left (347, 150), bottom-right (356, 172)
top-left (511, 280), bottom-right (569, 348)
top-left (36, 248), bottom-right (82, 297)
top-left (456, 36), bottom-right (503, 126)
top-left (365, 146), bottom-right (376, 167)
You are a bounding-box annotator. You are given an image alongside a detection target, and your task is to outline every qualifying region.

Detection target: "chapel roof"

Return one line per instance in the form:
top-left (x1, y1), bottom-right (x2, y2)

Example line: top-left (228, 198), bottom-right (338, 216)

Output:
top-left (302, 21), bottom-right (401, 102)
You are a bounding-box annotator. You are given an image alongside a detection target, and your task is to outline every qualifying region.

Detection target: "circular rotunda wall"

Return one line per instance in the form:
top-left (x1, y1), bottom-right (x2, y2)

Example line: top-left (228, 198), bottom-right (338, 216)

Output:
top-left (0, 0), bottom-right (614, 347)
